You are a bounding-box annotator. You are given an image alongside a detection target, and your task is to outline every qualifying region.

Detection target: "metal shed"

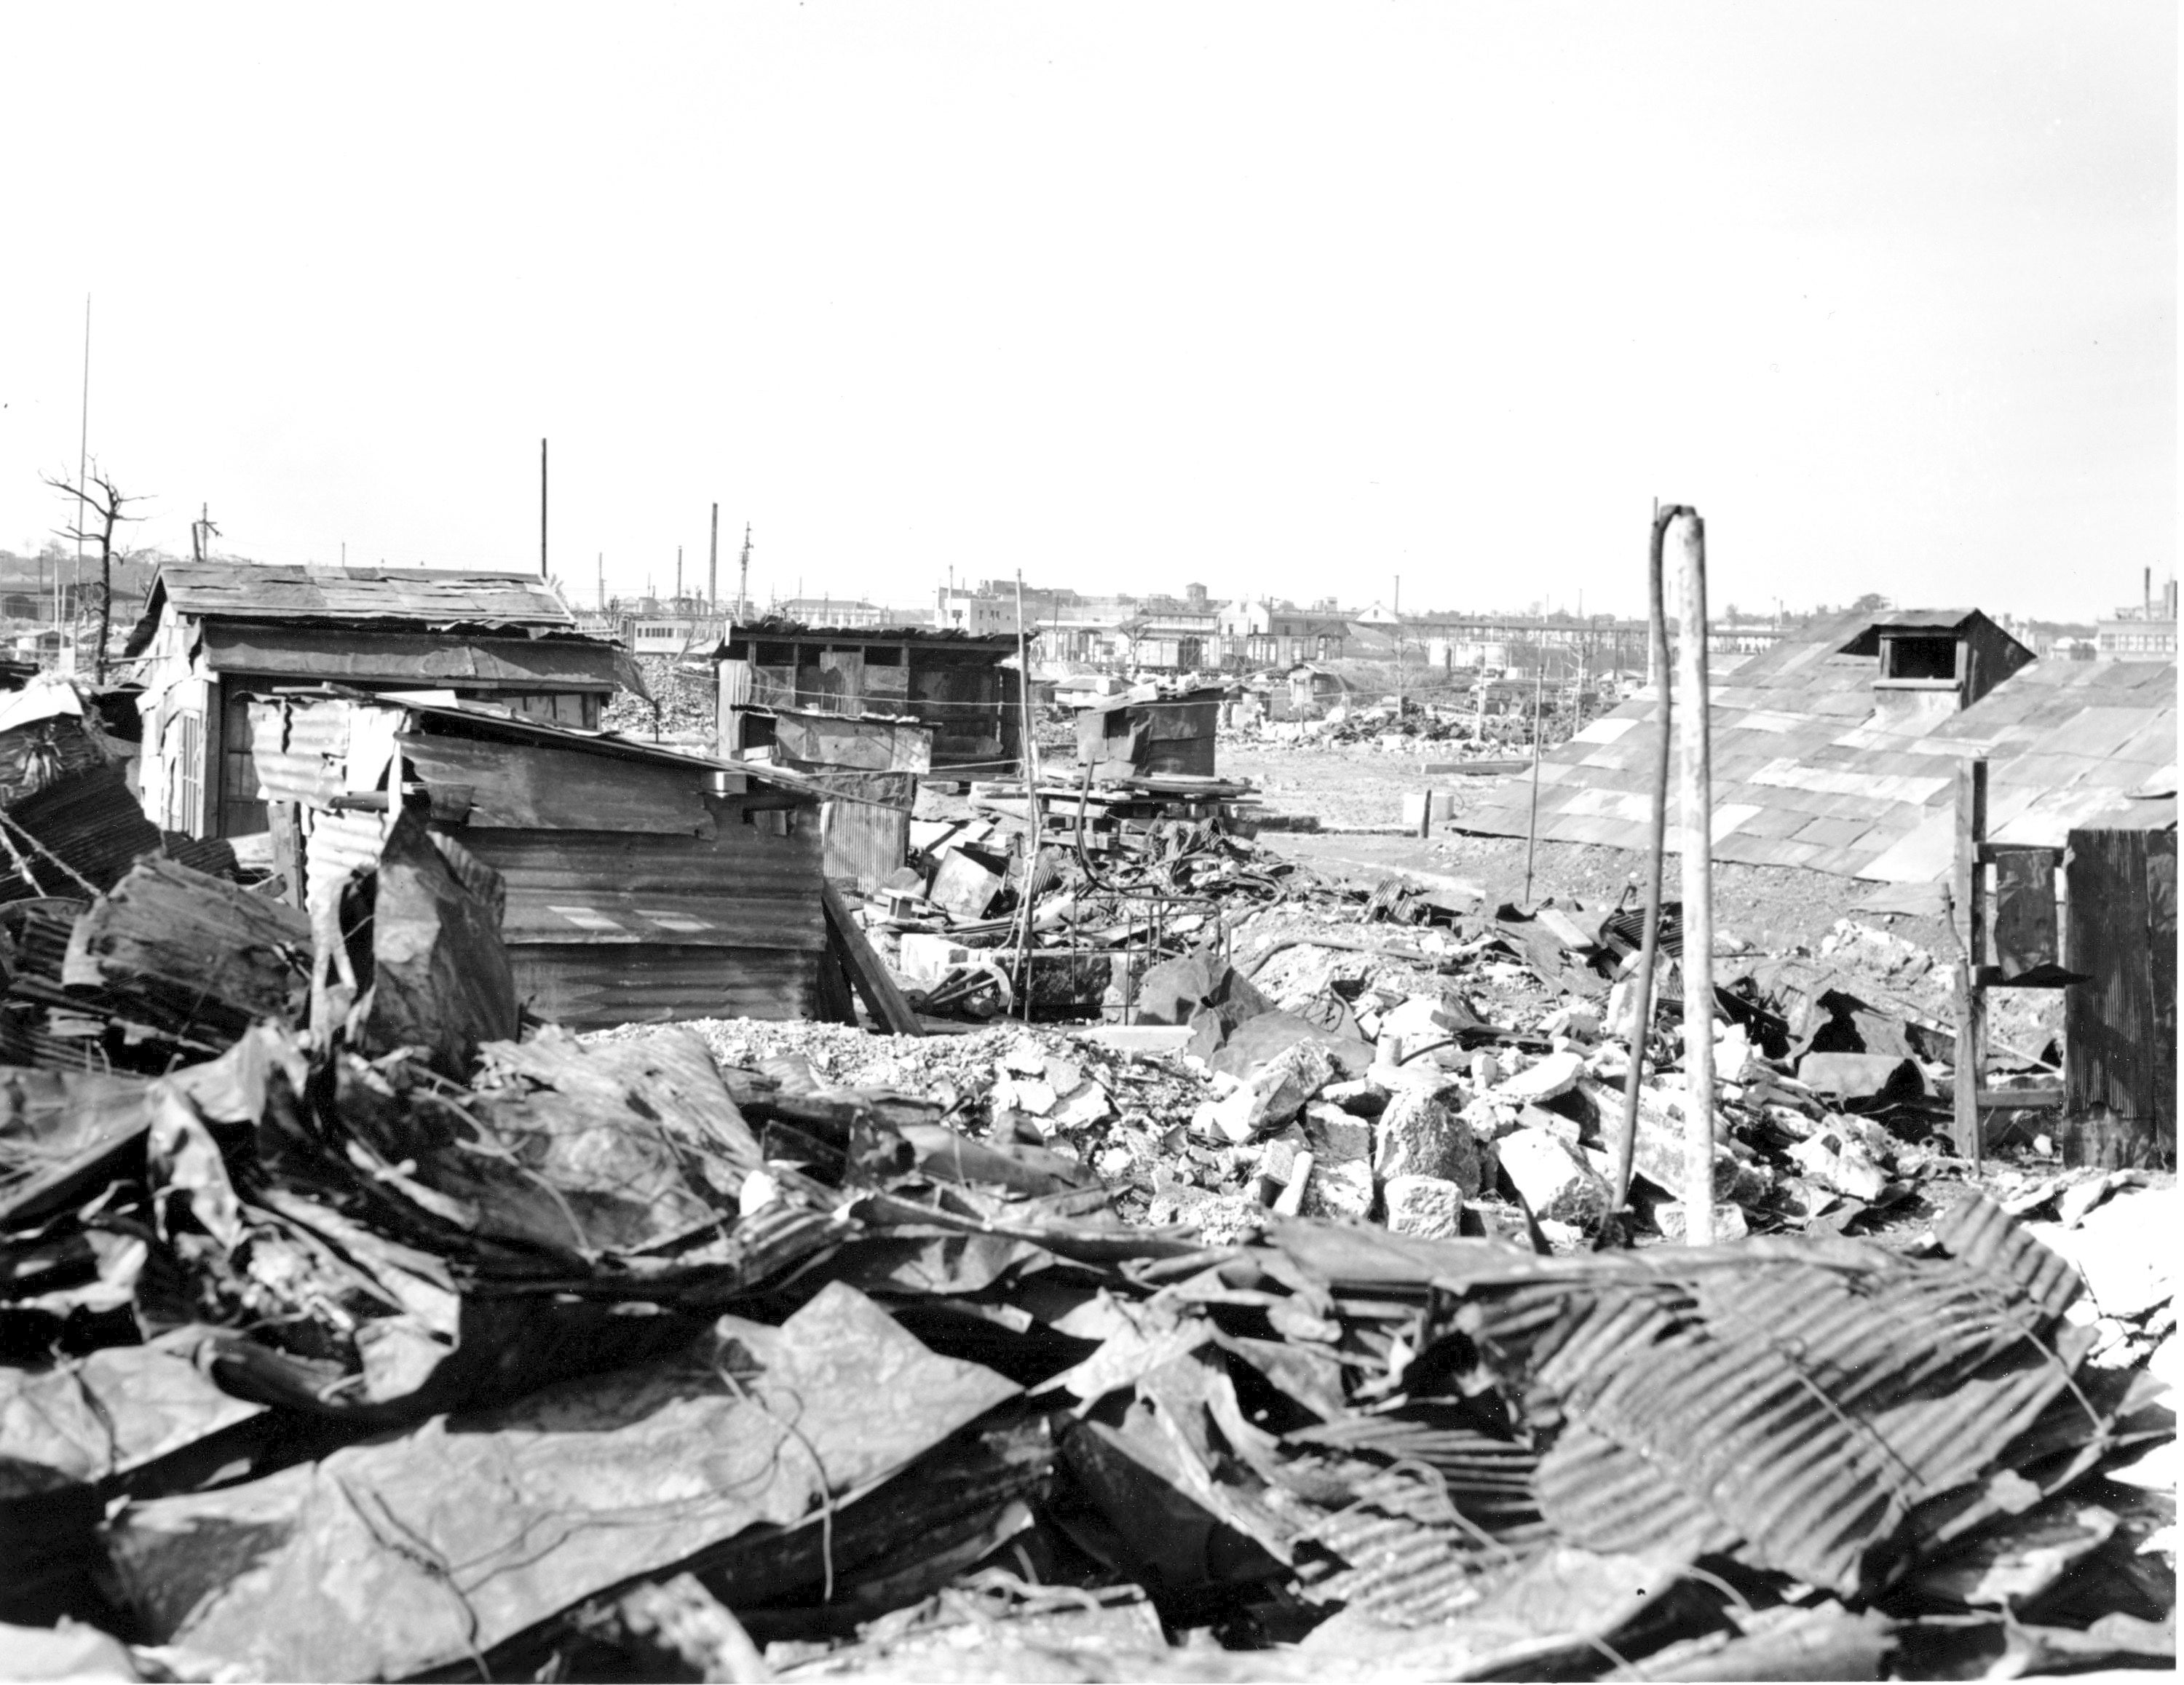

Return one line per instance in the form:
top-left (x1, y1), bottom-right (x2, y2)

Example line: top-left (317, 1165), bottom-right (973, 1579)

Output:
top-left (249, 692), bottom-right (831, 1028)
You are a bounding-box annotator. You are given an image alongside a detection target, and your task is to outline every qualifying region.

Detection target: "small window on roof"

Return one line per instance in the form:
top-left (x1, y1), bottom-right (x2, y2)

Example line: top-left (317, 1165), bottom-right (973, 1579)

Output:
top-left (1882, 634), bottom-right (1960, 681)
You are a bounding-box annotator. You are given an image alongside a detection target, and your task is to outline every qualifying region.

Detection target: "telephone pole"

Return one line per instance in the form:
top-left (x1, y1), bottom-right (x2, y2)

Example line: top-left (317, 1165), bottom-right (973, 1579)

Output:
top-left (708, 503), bottom-right (720, 616)
top-left (738, 524), bottom-right (752, 620)
top-left (539, 438), bottom-right (549, 579)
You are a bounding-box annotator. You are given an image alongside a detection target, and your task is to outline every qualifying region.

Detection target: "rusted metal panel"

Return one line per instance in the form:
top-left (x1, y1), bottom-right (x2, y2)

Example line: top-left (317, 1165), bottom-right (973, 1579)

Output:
top-left (0, 765), bottom-right (165, 903)
top-left (772, 708), bottom-right (933, 774)
top-left (821, 798), bottom-right (910, 893)
top-left (397, 734), bottom-right (717, 836)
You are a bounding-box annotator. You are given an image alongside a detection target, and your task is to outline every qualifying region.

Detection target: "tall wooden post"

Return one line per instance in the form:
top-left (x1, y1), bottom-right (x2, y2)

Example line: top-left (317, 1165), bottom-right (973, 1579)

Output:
top-left (708, 503), bottom-right (720, 616)
top-left (1953, 758), bottom-right (1990, 1164)
top-left (1671, 508), bottom-right (1716, 1245)
top-left (1522, 662), bottom-right (1546, 903)
top-left (539, 438), bottom-right (549, 579)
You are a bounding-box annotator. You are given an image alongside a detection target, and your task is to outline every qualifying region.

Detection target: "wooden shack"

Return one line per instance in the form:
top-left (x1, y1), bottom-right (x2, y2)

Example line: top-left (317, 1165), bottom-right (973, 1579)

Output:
top-left (249, 692), bottom-right (831, 1027)
top-left (716, 620), bottom-right (1022, 891)
top-left (716, 622), bottom-right (1021, 776)
top-left (1073, 686), bottom-right (1224, 779)
top-left (124, 563), bottom-right (636, 838)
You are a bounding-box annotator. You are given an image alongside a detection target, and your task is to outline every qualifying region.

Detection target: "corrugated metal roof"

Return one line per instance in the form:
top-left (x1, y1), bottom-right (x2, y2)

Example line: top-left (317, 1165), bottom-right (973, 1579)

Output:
top-left (1457, 620), bottom-right (2175, 881)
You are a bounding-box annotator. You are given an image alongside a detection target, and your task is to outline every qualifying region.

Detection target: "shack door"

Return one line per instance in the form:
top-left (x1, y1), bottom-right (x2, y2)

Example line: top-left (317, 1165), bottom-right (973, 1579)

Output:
top-left (219, 686), bottom-right (270, 837)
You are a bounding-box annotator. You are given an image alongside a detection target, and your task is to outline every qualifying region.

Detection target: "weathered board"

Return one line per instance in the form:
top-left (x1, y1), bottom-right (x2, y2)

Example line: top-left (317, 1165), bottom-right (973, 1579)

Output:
top-left (2063, 819), bottom-right (2177, 1164)
top-left (505, 945), bottom-right (818, 1027)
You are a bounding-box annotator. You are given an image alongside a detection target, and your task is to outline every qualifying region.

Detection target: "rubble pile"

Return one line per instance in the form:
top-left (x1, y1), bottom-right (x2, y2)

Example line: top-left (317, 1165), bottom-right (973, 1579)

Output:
top-left (0, 705), bottom-right (2171, 1681)
top-left (602, 654), bottom-right (716, 741)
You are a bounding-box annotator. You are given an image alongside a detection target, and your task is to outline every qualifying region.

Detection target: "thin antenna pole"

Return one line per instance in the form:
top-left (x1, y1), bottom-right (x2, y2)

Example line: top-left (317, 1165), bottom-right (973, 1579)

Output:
top-left (539, 438), bottom-right (549, 579)
top-left (708, 503), bottom-right (719, 616)
top-left (1393, 574), bottom-right (1402, 720)
top-left (739, 525), bottom-right (751, 621)
top-left (74, 294), bottom-right (90, 661)
top-left (676, 545), bottom-right (684, 603)
top-left (598, 552), bottom-right (605, 611)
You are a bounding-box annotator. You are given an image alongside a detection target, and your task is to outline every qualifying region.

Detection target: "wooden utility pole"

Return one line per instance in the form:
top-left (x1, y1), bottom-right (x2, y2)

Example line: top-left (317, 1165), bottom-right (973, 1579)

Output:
top-left (1671, 507), bottom-right (1717, 1245)
top-left (1522, 662), bottom-right (1546, 902)
top-left (676, 545), bottom-right (684, 603)
top-left (708, 504), bottom-right (720, 616)
top-left (739, 525), bottom-right (752, 620)
top-left (539, 438), bottom-right (549, 579)
top-left (1392, 574), bottom-right (1403, 720)
top-left (1011, 570), bottom-right (1043, 1020)
top-left (1952, 758), bottom-right (1990, 1165)
top-left (597, 552), bottom-right (605, 612)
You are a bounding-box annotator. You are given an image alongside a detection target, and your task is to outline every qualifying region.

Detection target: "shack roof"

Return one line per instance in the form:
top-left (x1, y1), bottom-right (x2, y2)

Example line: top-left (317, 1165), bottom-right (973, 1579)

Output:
top-left (1455, 613), bottom-right (2175, 882)
top-left (303, 686), bottom-right (820, 799)
top-left (716, 619), bottom-right (1020, 657)
top-left (124, 563), bottom-right (582, 655)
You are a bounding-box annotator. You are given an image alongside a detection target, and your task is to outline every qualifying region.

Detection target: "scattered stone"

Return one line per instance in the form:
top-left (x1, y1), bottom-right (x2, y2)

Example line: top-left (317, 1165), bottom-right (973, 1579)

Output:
top-left (1302, 1102), bottom-right (1372, 1165)
top-left (1301, 1156), bottom-right (1374, 1221)
top-left (1497, 1130), bottom-right (1610, 1226)
top-left (1383, 1174), bottom-right (1464, 1239)
top-left (1654, 1200), bottom-right (1751, 1243)
top-left (1492, 1050), bottom-right (1586, 1105)
top-left (1320, 1077), bottom-right (1388, 1117)
top-left (1372, 1085), bottom-right (1482, 1192)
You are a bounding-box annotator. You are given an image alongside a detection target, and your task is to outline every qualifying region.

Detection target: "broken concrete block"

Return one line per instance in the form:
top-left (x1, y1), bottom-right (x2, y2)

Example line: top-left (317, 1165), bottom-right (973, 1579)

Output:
top-left (1384, 1174), bottom-right (1464, 1239)
top-left (1256, 1124), bottom-right (1312, 1186)
top-left (1540, 1005), bottom-right (1602, 1044)
top-left (898, 932), bottom-right (976, 983)
top-left (1300, 1155), bottom-right (1373, 1221)
top-left (1041, 1056), bottom-right (1087, 1095)
top-left (999, 1038), bottom-right (1049, 1077)
top-left (1372, 1085), bottom-right (1483, 1193)
top-left (1320, 1077), bottom-right (1388, 1117)
top-left (1470, 1051), bottom-right (1500, 1090)
top-left (1202, 1087), bottom-right (1265, 1145)
top-left (1655, 1200), bottom-right (1750, 1242)
top-left (1249, 1042), bottom-right (1337, 1127)
top-left (1787, 1131), bottom-right (1888, 1201)
top-left (1375, 995), bottom-right (1469, 1070)
top-left (1575, 1077), bottom-right (1769, 1208)
top-left (1497, 1130), bottom-right (1610, 1226)
top-left (991, 1075), bottom-right (1057, 1117)
top-left (1492, 1050), bottom-right (1586, 1106)
top-left (1046, 1081), bottom-right (1115, 1131)
top-left (1302, 1101), bottom-right (1372, 1165)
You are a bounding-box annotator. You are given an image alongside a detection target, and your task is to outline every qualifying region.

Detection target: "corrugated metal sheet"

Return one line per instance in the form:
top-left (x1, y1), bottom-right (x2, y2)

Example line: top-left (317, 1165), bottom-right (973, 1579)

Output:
top-left (1439, 1194), bottom-right (2105, 1598)
top-left (1459, 615), bottom-right (2175, 881)
top-left (0, 766), bottom-right (165, 903)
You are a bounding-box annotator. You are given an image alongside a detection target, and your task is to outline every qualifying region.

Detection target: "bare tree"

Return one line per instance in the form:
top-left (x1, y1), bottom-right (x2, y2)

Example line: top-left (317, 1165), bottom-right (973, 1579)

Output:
top-left (42, 467), bottom-right (145, 682)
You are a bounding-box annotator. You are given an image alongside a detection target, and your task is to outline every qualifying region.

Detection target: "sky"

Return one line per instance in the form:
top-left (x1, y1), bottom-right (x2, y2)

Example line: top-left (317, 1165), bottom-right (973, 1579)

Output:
top-left (1, 2), bottom-right (2172, 622)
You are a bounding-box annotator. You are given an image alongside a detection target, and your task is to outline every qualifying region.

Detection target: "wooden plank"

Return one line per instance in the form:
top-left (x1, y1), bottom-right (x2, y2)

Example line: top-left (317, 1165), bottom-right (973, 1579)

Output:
top-left (1952, 758), bottom-right (1987, 1160)
top-left (2064, 823), bottom-right (2164, 1163)
top-left (506, 945), bottom-right (818, 1028)
top-left (820, 879), bottom-right (922, 1036)
top-left (397, 734), bottom-right (716, 836)
top-left (1990, 847), bottom-right (2058, 980)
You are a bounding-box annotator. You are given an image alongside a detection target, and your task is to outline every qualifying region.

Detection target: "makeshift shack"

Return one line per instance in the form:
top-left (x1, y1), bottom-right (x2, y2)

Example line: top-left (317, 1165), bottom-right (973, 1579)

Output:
top-left (1459, 608), bottom-right (2174, 881)
top-left (124, 563), bottom-right (636, 838)
top-left (249, 693), bottom-right (832, 1026)
top-left (1073, 685), bottom-right (1225, 779)
top-left (716, 620), bottom-right (1023, 892)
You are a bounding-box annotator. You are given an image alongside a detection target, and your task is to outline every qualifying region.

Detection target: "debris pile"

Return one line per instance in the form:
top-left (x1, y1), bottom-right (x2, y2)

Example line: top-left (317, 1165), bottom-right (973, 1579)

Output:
top-left (0, 695), bottom-right (2170, 1680)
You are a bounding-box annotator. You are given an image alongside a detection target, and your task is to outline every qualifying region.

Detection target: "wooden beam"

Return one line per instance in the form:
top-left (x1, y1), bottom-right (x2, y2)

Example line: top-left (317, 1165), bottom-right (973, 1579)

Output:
top-left (1952, 758), bottom-right (1989, 1162)
top-left (820, 879), bottom-right (923, 1036)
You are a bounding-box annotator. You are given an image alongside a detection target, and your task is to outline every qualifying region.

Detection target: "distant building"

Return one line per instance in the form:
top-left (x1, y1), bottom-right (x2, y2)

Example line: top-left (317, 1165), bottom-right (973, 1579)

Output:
top-left (765, 595), bottom-right (897, 629)
top-left (1218, 599), bottom-right (1350, 667)
top-left (2094, 576), bottom-right (2177, 660)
